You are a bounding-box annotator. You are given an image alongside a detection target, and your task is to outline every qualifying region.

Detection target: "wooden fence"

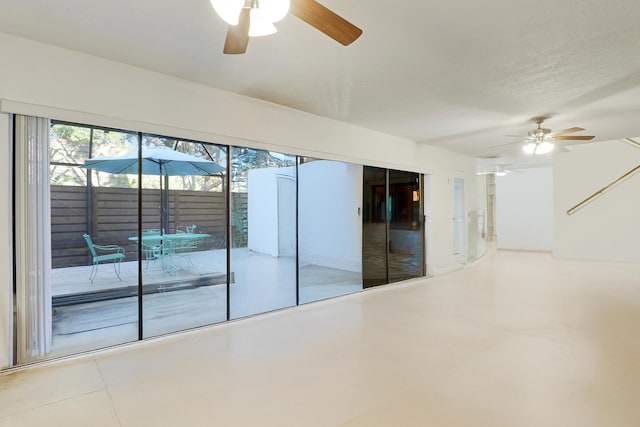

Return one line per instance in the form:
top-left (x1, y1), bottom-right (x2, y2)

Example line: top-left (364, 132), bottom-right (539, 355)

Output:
top-left (51, 185), bottom-right (247, 268)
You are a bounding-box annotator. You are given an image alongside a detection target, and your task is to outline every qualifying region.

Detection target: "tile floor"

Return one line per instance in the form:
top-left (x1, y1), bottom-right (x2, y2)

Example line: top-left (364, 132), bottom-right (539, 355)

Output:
top-left (2, 250), bottom-right (640, 426)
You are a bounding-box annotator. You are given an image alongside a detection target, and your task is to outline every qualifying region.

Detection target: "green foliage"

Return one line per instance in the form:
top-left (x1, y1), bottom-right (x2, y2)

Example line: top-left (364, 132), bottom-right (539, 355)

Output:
top-left (51, 124), bottom-right (90, 143)
top-left (49, 123), bottom-right (229, 192)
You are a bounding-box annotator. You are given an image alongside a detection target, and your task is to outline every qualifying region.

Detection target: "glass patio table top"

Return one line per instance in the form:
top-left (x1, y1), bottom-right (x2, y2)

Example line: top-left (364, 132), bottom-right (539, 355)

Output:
top-left (128, 232), bottom-right (210, 273)
top-left (128, 232), bottom-right (210, 247)
top-left (128, 233), bottom-right (210, 256)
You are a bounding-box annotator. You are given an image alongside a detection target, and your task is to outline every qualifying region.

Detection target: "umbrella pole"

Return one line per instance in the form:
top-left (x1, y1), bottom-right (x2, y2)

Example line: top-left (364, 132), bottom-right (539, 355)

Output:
top-left (164, 174), bottom-right (170, 234)
top-left (159, 163), bottom-right (164, 235)
top-left (159, 173), bottom-right (163, 234)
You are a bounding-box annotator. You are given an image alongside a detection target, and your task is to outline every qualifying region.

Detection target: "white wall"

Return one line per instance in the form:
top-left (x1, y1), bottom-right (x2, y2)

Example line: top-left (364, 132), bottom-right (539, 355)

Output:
top-left (0, 33), bottom-right (421, 170)
top-left (298, 161), bottom-right (362, 272)
top-left (419, 147), bottom-right (482, 274)
top-left (0, 32), bottom-right (484, 368)
top-left (554, 140), bottom-right (640, 262)
top-left (247, 168), bottom-right (284, 257)
top-left (247, 167), bottom-right (298, 257)
top-left (496, 167), bottom-right (554, 251)
top-left (248, 160), bottom-right (363, 271)
top-left (472, 174), bottom-right (488, 259)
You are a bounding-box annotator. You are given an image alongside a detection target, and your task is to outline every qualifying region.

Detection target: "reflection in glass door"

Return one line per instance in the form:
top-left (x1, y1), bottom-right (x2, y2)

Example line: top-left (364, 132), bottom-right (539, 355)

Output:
top-left (298, 158), bottom-right (363, 303)
top-left (362, 166), bottom-right (388, 287)
top-left (229, 148), bottom-right (297, 319)
top-left (388, 170), bottom-right (423, 282)
top-left (362, 167), bottom-right (424, 288)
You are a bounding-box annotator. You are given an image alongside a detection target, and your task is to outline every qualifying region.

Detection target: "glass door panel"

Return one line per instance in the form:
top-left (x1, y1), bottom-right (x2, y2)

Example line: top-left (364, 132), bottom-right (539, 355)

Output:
top-left (388, 170), bottom-right (423, 282)
top-left (49, 123), bottom-right (139, 358)
top-left (362, 166), bottom-right (388, 288)
top-left (298, 158), bottom-right (363, 303)
top-left (141, 136), bottom-right (228, 338)
top-left (229, 148), bottom-right (297, 319)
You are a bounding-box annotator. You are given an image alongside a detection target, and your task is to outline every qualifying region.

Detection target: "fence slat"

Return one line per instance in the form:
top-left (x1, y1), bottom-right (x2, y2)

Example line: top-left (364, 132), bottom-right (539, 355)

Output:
top-left (51, 185), bottom-right (243, 268)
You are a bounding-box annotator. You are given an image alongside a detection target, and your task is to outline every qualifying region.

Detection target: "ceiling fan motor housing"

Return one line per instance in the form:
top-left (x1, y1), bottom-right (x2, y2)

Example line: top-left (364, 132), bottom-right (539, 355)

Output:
top-left (528, 128), bottom-right (551, 138)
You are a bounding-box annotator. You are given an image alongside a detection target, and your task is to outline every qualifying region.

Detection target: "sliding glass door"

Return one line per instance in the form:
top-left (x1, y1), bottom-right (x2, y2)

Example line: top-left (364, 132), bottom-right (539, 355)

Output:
top-left (362, 167), bottom-right (424, 288)
top-left (11, 115), bottom-right (427, 367)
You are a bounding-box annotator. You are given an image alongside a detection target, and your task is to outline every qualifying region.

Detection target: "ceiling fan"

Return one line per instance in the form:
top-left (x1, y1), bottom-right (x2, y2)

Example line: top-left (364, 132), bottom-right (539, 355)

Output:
top-left (210, 0), bottom-right (363, 54)
top-left (500, 116), bottom-right (596, 155)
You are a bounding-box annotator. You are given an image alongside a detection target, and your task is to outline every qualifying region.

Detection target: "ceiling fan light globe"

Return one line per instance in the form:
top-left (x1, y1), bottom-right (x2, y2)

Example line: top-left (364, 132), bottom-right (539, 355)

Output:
top-left (210, 0), bottom-right (244, 25)
top-left (537, 141), bottom-right (554, 154)
top-left (523, 142), bottom-right (536, 154)
top-left (249, 7), bottom-right (278, 36)
top-left (260, 0), bottom-right (290, 23)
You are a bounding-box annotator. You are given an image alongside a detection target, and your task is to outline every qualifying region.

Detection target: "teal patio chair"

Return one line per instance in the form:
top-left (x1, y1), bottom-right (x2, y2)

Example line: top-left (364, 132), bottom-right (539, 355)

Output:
top-left (141, 229), bottom-right (163, 268)
top-left (83, 233), bottom-right (126, 282)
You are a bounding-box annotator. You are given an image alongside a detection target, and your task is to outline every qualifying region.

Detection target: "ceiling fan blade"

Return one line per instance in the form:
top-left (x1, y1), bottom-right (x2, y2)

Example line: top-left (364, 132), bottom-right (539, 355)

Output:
top-left (625, 138), bottom-right (640, 148)
top-left (552, 135), bottom-right (595, 140)
top-left (290, 0), bottom-right (363, 46)
top-left (223, 8), bottom-right (250, 54)
top-left (550, 127), bottom-right (585, 136)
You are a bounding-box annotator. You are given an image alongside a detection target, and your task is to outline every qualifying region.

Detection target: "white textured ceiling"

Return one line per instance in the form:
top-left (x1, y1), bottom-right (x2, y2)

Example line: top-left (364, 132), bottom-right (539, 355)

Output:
top-left (2, 0), bottom-right (640, 169)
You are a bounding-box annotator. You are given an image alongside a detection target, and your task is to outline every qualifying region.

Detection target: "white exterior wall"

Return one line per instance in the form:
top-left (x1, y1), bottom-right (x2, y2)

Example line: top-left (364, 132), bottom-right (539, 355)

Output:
top-left (554, 140), bottom-right (640, 262)
top-left (247, 168), bottom-right (282, 257)
top-left (496, 167), bottom-right (554, 252)
top-left (0, 33), bottom-right (484, 367)
top-left (298, 161), bottom-right (362, 272)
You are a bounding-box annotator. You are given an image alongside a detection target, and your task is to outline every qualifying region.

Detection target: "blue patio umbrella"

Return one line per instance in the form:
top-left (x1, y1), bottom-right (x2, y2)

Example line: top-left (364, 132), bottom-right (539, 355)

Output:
top-left (83, 146), bottom-right (225, 176)
top-left (83, 146), bottom-right (225, 232)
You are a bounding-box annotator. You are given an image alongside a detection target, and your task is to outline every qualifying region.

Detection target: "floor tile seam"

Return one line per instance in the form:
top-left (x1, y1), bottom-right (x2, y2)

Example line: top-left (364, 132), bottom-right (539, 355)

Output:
top-left (0, 388), bottom-right (112, 421)
top-left (427, 335), bottom-right (517, 383)
top-left (417, 309), bottom-right (533, 335)
top-left (512, 326), bottom-right (640, 364)
top-left (499, 327), bottom-right (580, 354)
top-left (549, 324), bottom-right (640, 364)
top-left (95, 357), bottom-right (124, 427)
top-left (0, 360), bottom-right (108, 418)
top-left (444, 328), bottom-right (592, 372)
top-left (323, 382), bottom-right (425, 427)
top-left (434, 325), bottom-right (578, 376)
top-left (475, 316), bottom-right (607, 354)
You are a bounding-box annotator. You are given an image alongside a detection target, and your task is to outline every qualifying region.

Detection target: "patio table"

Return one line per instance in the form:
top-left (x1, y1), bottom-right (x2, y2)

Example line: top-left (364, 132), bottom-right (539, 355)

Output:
top-left (128, 233), bottom-right (210, 273)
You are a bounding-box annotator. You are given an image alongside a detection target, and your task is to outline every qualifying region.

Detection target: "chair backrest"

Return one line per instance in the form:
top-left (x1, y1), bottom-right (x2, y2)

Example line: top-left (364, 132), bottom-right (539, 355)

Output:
top-left (83, 233), bottom-right (97, 258)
